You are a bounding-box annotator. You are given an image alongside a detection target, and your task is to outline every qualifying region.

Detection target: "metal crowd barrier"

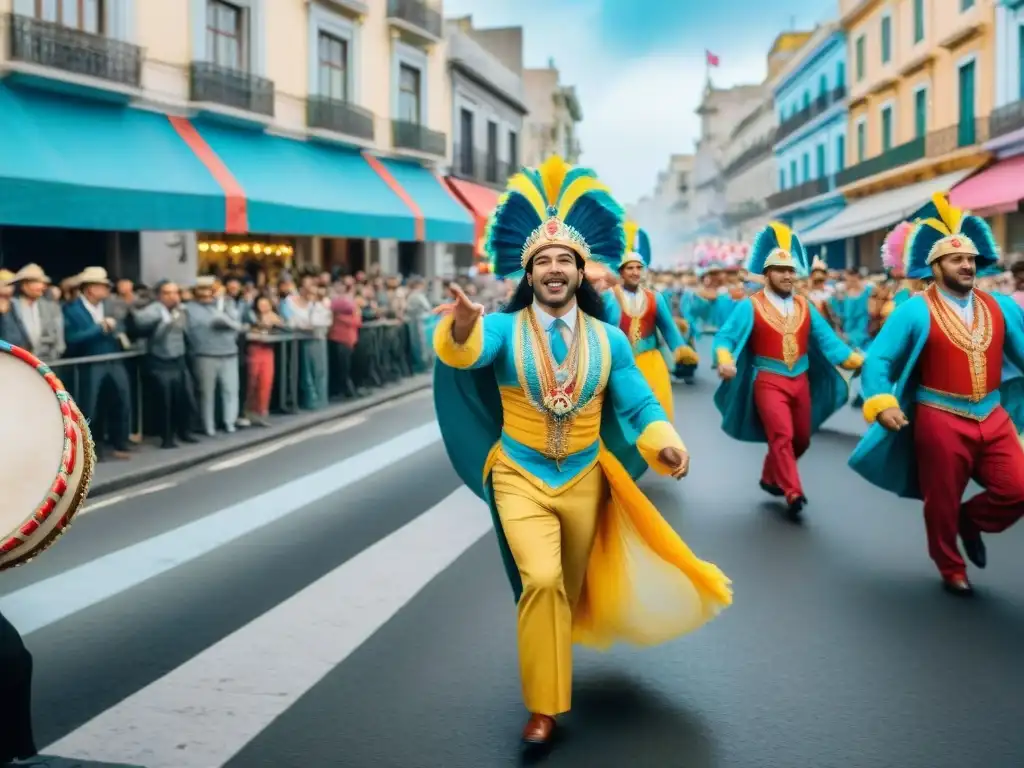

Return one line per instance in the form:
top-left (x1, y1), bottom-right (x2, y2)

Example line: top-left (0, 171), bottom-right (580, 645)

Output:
top-left (36, 320), bottom-right (423, 441)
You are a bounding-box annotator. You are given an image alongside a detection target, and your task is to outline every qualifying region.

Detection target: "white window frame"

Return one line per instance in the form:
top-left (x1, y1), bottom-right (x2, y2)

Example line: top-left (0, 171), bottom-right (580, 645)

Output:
top-left (956, 51), bottom-right (979, 123)
top-left (879, 11), bottom-right (894, 66)
top-left (912, 81), bottom-right (930, 137)
top-left (308, 3), bottom-right (358, 104)
top-left (834, 128), bottom-right (847, 172)
top-left (190, 0), bottom-right (266, 74)
top-left (14, 0), bottom-right (134, 40)
top-left (878, 98), bottom-right (896, 151)
top-left (391, 39), bottom-right (428, 125)
top-left (855, 115), bottom-right (868, 162)
top-left (454, 91), bottom-right (478, 149)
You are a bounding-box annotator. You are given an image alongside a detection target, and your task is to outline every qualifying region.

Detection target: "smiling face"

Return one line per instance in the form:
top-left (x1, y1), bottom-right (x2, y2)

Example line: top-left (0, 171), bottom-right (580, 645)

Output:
top-left (620, 262), bottom-right (644, 290)
top-left (528, 245), bottom-right (583, 312)
top-left (932, 251), bottom-right (976, 295)
top-left (765, 266), bottom-right (797, 297)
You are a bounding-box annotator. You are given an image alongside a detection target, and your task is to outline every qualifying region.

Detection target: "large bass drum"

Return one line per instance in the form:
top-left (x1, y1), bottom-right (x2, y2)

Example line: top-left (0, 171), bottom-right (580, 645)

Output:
top-left (0, 341), bottom-right (94, 570)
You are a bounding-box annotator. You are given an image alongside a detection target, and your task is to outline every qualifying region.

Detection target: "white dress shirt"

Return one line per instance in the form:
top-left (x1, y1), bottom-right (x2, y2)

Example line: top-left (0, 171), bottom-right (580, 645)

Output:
top-left (80, 295), bottom-right (105, 324)
top-left (16, 297), bottom-right (42, 349)
top-left (620, 287), bottom-right (647, 315)
top-left (763, 287), bottom-right (796, 317)
top-left (937, 288), bottom-right (974, 328)
top-left (533, 300), bottom-right (577, 351)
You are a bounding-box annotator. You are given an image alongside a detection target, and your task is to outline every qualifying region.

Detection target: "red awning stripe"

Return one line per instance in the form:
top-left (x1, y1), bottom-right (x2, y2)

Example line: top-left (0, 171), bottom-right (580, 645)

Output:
top-left (167, 115), bottom-right (248, 234)
top-left (362, 151), bottom-right (425, 241)
top-left (444, 177), bottom-right (499, 256)
top-left (949, 155), bottom-right (1024, 217)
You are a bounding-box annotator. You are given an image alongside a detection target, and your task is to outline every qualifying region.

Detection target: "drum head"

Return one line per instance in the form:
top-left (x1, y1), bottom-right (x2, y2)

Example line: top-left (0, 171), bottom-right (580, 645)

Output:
top-left (0, 353), bottom-right (66, 539)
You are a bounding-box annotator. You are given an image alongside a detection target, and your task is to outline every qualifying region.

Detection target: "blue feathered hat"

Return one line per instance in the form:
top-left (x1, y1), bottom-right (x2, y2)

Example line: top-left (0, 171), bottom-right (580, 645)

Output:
top-left (903, 192), bottom-right (1000, 279)
top-left (748, 222), bottom-right (809, 277)
top-left (483, 156), bottom-right (625, 280)
top-left (619, 221), bottom-right (652, 270)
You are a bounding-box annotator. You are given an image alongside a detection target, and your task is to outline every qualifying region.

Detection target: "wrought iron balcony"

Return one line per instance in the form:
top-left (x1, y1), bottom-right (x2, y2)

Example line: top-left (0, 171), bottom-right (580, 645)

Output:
top-left (453, 144), bottom-right (511, 186)
top-left (989, 100), bottom-right (1024, 141)
top-left (5, 12), bottom-right (142, 89)
top-left (189, 62), bottom-right (274, 117)
top-left (835, 137), bottom-right (926, 187)
top-left (775, 86), bottom-right (847, 144)
top-left (386, 0), bottom-right (442, 40)
top-left (307, 96), bottom-right (374, 141)
top-left (722, 136), bottom-right (774, 178)
top-left (767, 177), bottom-right (831, 211)
top-left (392, 120), bottom-right (446, 156)
top-left (925, 119), bottom-right (989, 155)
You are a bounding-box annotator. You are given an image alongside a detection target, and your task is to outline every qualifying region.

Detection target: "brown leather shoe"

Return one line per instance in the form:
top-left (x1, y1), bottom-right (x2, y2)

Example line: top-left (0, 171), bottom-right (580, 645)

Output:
top-left (522, 713), bottom-right (556, 745)
top-left (942, 575), bottom-right (973, 596)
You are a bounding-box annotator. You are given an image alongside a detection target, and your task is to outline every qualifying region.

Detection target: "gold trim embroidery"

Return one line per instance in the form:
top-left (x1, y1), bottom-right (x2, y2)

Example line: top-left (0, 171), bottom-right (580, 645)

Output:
top-left (752, 292), bottom-right (806, 370)
top-left (924, 286), bottom-right (993, 403)
top-left (613, 285), bottom-right (649, 346)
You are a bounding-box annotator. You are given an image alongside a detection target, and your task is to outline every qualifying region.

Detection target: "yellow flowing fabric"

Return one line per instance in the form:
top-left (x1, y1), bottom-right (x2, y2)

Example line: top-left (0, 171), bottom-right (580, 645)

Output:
top-left (634, 348), bottom-right (674, 422)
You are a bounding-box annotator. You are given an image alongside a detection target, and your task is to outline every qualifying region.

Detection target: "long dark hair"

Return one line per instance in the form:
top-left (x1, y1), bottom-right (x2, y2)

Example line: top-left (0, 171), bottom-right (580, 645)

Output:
top-left (501, 255), bottom-right (606, 320)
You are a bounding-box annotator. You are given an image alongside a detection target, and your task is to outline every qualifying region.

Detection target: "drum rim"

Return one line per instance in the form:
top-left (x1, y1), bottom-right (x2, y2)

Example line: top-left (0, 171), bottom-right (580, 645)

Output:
top-left (0, 341), bottom-right (95, 570)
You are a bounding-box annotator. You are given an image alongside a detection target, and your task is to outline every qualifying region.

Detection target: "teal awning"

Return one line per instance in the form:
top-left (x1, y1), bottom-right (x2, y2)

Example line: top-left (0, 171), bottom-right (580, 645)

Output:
top-left (379, 159), bottom-right (475, 244)
top-left (193, 123), bottom-right (419, 239)
top-left (0, 85), bottom-right (227, 231)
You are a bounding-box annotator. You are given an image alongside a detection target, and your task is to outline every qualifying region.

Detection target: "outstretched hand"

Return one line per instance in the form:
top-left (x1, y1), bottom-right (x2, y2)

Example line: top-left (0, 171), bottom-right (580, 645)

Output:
top-left (876, 407), bottom-right (909, 432)
top-left (433, 283), bottom-right (485, 343)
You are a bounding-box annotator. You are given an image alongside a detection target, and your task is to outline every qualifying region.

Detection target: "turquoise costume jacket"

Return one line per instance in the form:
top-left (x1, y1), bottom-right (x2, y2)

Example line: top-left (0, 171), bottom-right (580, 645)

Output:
top-left (711, 296), bottom-right (858, 442)
top-left (601, 289), bottom-right (687, 355)
top-left (836, 285), bottom-right (874, 350)
top-left (848, 292), bottom-right (1024, 499)
top-left (433, 308), bottom-right (675, 600)
top-left (691, 292), bottom-right (739, 335)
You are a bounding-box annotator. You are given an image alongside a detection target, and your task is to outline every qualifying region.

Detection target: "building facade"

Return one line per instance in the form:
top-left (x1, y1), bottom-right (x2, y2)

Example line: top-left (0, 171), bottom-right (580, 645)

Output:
top-left (628, 154), bottom-right (695, 266)
top-left (767, 22), bottom-right (850, 268)
top-left (805, 0), bottom-right (997, 268)
top-left (521, 60), bottom-right (582, 166)
top-left (0, 0), bottom-right (475, 283)
top-left (722, 96), bottom-right (776, 242)
top-left (443, 15), bottom-right (526, 272)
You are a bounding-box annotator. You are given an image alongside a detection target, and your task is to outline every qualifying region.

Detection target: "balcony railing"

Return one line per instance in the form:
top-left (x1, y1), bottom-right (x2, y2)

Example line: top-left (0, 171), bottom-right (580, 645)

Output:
top-left (6, 12), bottom-right (142, 89)
top-left (453, 144), bottom-right (511, 186)
top-left (722, 200), bottom-right (766, 226)
top-left (767, 177), bottom-right (831, 210)
top-left (386, 0), bottom-right (442, 39)
top-left (836, 137), bottom-right (926, 186)
top-left (990, 100), bottom-right (1024, 141)
top-left (189, 61), bottom-right (275, 117)
top-left (307, 96), bottom-right (375, 141)
top-left (925, 118), bottom-right (990, 156)
top-left (775, 85), bottom-right (847, 144)
top-left (722, 135), bottom-right (775, 178)
top-left (392, 120), bottom-right (446, 156)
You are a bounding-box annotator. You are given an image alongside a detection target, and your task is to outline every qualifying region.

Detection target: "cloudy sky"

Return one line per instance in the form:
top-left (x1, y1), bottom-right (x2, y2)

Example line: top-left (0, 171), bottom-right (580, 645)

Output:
top-left (444, 0), bottom-right (835, 204)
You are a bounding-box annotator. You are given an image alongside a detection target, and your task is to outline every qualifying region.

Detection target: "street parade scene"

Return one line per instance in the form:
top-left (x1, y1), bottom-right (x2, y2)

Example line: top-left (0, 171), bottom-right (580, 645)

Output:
top-left (1, 0), bottom-right (1024, 766)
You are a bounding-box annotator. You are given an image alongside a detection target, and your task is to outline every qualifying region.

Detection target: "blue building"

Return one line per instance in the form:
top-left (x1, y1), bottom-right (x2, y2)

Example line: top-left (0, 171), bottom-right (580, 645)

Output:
top-left (766, 23), bottom-right (849, 269)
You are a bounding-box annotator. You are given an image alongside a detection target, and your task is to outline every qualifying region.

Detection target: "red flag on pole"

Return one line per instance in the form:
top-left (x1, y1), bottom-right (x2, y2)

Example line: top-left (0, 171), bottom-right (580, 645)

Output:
top-left (706, 50), bottom-right (720, 67)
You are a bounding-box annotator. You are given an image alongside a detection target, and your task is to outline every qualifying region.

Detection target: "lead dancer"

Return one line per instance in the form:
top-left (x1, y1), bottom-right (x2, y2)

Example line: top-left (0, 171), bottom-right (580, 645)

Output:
top-left (850, 194), bottom-right (1024, 594)
top-left (602, 220), bottom-right (698, 424)
top-left (432, 156), bottom-right (731, 746)
top-left (713, 223), bottom-right (862, 520)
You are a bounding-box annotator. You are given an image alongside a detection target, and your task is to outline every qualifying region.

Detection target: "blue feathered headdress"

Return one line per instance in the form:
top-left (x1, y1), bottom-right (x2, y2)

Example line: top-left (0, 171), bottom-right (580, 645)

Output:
top-left (619, 221), bottom-right (652, 269)
top-left (903, 193), bottom-right (1000, 279)
top-left (748, 222), bottom-right (808, 277)
top-left (483, 156), bottom-right (625, 280)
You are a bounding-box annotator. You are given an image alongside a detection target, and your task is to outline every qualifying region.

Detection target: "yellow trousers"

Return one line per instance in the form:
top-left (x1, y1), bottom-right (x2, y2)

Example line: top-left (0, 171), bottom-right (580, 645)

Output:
top-left (491, 460), bottom-right (607, 717)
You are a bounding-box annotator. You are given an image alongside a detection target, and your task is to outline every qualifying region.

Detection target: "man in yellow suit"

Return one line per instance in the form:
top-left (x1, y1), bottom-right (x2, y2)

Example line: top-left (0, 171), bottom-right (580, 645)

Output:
top-left (431, 157), bottom-right (732, 748)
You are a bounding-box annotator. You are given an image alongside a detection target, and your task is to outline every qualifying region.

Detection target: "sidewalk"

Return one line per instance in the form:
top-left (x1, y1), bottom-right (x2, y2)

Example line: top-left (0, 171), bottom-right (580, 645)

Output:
top-left (89, 374), bottom-right (433, 497)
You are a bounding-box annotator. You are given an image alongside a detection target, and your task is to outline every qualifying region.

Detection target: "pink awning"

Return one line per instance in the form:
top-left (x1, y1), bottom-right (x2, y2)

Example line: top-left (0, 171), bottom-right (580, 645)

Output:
top-left (949, 155), bottom-right (1024, 216)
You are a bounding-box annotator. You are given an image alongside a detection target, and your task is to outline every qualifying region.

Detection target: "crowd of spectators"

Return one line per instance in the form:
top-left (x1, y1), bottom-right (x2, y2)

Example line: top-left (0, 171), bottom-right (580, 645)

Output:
top-left (0, 262), bottom-right (508, 462)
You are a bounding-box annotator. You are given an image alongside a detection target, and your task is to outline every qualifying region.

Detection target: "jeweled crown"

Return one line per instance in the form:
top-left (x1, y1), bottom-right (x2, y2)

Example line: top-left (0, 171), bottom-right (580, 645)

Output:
top-left (520, 214), bottom-right (592, 267)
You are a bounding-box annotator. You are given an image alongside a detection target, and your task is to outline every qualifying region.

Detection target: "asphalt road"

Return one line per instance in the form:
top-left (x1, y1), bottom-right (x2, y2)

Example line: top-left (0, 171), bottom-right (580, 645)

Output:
top-left (4, 378), bottom-right (1024, 768)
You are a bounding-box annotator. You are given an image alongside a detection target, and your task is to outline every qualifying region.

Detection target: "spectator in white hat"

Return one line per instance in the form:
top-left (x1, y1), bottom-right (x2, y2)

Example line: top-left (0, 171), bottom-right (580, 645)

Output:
top-left (0, 263), bottom-right (65, 361)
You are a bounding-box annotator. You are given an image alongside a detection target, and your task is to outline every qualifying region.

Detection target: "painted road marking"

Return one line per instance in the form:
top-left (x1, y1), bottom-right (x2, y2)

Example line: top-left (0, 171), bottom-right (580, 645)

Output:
top-left (206, 415), bottom-right (367, 472)
top-left (0, 421), bottom-right (442, 635)
top-left (79, 482), bottom-right (180, 516)
top-left (44, 487), bottom-right (488, 768)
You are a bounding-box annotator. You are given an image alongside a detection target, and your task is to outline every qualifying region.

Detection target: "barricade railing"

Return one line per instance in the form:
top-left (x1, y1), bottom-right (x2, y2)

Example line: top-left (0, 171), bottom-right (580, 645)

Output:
top-left (33, 320), bottom-right (425, 442)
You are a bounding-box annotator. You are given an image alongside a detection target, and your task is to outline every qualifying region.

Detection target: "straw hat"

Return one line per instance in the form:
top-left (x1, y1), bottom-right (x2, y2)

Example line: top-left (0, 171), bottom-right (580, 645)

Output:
top-left (195, 275), bottom-right (217, 289)
top-left (77, 266), bottom-right (112, 286)
top-left (0, 268), bottom-right (14, 286)
top-left (12, 263), bottom-right (51, 284)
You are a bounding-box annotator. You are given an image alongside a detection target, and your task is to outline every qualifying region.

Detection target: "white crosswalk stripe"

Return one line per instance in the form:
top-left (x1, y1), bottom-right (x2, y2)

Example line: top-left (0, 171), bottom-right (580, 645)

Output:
top-left (43, 486), bottom-right (488, 768)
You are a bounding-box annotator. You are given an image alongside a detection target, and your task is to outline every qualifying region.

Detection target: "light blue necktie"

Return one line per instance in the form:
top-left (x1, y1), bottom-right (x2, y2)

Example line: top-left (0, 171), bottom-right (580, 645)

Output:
top-left (549, 319), bottom-right (569, 365)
